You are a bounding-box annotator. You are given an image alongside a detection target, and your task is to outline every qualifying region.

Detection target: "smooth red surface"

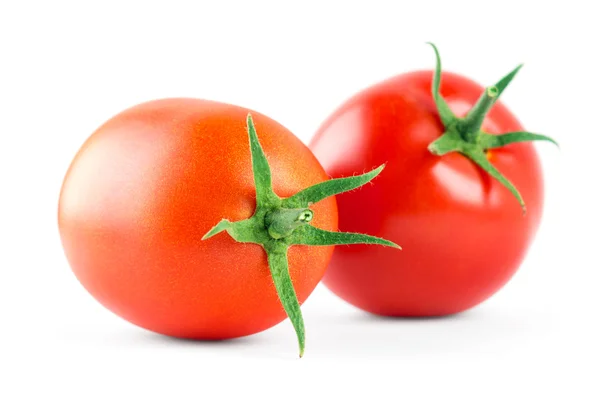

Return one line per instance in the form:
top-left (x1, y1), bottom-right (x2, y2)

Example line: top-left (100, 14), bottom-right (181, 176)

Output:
top-left (310, 71), bottom-right (544, 316)
top-left (59, 99), bottom-right (337, 338)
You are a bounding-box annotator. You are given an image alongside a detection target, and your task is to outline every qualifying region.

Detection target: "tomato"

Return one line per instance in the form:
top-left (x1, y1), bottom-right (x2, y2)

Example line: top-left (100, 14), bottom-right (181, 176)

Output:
top-left (58, 98), bottom-right (338, 339)
top-left (309, 48), bottom-right (552, 316)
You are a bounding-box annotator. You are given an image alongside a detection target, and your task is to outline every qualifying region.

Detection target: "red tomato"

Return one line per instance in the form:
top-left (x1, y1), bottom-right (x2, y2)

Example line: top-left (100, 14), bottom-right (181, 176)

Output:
top-left (310, 71), bottom-right (544, 316)
top-left (59, 99), bottom-right (337, 338)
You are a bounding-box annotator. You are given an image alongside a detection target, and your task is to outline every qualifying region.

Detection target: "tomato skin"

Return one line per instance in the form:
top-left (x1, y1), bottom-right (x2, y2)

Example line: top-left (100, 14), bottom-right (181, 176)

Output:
top-left (59, 99), bottom-right (337, 338)
top-left (310, 71), bottom-right (544, 316)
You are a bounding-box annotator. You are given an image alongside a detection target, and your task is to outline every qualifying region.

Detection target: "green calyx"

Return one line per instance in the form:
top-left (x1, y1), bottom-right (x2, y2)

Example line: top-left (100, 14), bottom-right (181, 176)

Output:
top-left (426, 43), bottom-right (558, 213)
top-left (202, 114), bottom-right (400, 358)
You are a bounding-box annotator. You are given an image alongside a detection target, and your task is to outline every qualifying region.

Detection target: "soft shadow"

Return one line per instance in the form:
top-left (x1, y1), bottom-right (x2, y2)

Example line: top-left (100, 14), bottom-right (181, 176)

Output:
top-left (351, 309), bottom-right (474, 323)
top-left (305, 306), bottom-right (548, 360)
top-left (94, 326), bottom-right (293, 359)
top-left (63, 304), bottom-right (551, 360)
top-left (135, 331), bottom-right (260, 347)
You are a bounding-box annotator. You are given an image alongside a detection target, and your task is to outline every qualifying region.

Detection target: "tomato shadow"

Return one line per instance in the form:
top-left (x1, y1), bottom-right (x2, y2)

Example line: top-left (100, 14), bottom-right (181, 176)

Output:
top-left (304, 304), bottom-right (547, 360)
top-left (357, 311), bottom-right (471, 322)
top-left (141, 332), bottom-right (259, 347)
top-left (102, 326), bottom-right (295, 359)
top-left (86, 295), bottom-right (550, 360)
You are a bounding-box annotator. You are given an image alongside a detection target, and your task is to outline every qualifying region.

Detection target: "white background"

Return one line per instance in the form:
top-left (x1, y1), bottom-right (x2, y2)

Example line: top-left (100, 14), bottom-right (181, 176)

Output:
top-left (1, 1), bottom-right (597, 399)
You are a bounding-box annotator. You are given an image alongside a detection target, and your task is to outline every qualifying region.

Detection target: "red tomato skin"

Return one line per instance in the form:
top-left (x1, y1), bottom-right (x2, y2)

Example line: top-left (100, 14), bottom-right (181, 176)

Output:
top-left (310, 71), bottom-right (544, 316)
top-left (59, 99), bottom-right (337, 338)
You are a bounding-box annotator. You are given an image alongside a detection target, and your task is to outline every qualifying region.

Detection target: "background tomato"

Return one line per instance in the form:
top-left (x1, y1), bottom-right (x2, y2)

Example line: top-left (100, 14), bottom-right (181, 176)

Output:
top-left (58, 98), bottom-right (338, 339)
top-left (310, 69), bottom-right (545, 316)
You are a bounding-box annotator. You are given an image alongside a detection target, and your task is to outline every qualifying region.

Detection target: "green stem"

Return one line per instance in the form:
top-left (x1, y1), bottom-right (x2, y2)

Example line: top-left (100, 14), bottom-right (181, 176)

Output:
top-left (202, 114), bottom-right (400, 357)
top-left (266, 244), bottom-right (305, 357)
top-left (459, 86), bottom-right (498, 140)
top-left (288, 225), bottom-right (400, 248)
top-left (427, 42), bottom-right (457, 126)
top-left (282, 165), bottom-right (384, 208)
top-left (265, 208), bottom-right (313, 239)
top-left (426, 43), bottom-right (558, 212)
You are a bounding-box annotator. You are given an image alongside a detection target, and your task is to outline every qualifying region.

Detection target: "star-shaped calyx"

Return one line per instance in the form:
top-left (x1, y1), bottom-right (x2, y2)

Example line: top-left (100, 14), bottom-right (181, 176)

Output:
top-left (202, 115), bottom-right (400, 357)
top-left (426, 43), bottom-right (558, 213)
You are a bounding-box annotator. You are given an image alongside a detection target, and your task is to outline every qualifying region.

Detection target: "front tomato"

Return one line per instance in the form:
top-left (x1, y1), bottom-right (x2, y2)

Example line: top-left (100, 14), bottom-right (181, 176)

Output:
top-left (59, 99), bottom-right (337, 339)
top-left (310, 46), bottom-right (555, 316)
top-left (59, 98), bottom-right (397, 356)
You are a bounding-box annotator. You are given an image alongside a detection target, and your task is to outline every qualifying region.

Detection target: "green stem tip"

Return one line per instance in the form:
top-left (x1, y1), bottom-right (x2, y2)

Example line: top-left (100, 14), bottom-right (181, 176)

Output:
top-left (202, 114), bottom-right (400, 357)
top-left (426, 43), bottom-right (558, 212)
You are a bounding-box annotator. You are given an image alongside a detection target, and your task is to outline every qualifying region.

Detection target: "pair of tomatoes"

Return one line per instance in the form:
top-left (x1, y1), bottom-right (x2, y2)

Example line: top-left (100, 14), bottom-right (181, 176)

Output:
top-left (59, 46), bottom-right (549, 354)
